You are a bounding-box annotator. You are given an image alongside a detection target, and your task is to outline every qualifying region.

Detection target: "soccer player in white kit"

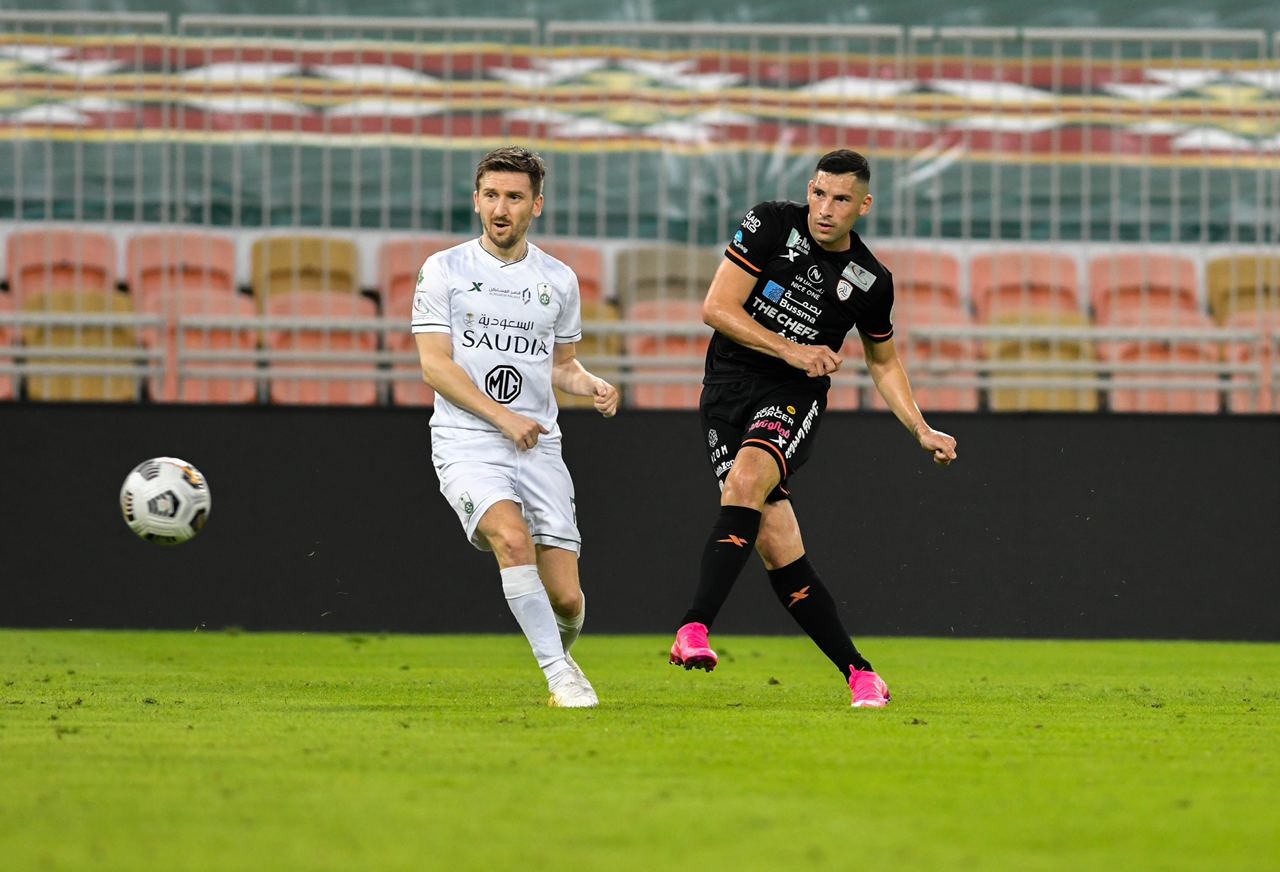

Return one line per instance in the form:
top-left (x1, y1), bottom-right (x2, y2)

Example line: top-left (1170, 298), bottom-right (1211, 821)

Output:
top-left (412, 147), bottom-right (619, 708)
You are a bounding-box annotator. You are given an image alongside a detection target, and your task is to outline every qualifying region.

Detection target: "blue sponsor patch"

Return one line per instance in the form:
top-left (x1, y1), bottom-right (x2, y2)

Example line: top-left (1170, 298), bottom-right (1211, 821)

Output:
top-left (762, 280), bottom-right (785, 302)
top-left (733, 230), bottom-right (743, 244)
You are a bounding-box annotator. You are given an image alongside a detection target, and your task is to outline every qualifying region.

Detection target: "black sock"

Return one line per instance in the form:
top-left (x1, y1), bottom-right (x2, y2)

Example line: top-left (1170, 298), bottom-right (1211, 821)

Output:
top-left (680, 505), bottom-right (762, 629)
top-left (767, 555), bottom-right (872, 679)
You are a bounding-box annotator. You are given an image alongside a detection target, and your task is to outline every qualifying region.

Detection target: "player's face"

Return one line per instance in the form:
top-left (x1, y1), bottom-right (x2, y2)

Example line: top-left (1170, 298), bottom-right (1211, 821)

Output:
top-left (805, 171), bottom-right (873, 251)
top-left (474, 171), bottom-right (544, 255)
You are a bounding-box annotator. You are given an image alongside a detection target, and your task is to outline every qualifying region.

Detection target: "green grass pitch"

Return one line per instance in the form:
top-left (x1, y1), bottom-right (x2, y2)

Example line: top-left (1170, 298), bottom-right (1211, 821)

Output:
top-left (2, 631), bottom-right (1277, 871)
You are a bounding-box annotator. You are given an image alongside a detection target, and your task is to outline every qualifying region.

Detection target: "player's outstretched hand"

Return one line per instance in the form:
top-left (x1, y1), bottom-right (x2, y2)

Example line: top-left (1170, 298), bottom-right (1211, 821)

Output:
top-left (499, 411), bottom-right (550, 451)
top-left (917, 427), bottom-right (957, 466)
top-left (783, 343), bottom-right (842, 378)
top-left (592, 378), bottom-right (619, 418)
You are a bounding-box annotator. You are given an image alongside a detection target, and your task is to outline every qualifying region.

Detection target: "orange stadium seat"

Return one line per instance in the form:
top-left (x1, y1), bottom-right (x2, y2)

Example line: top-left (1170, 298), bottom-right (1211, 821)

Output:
top-left (970, 251), bottom-right (1081, 323)
top-left (127, 232), bottom-right (238, 312)
top-left (556, 299), bottom-right (624, 410)
top-left (1088, 253), bottom-right (1201, 324)
top-left (874, 247), bottom-right (965, 316)
top-left (6, 229), bottom-right (116, 307)
top-left (127, 232), bottom-right (257, 403)
top-left (379, 236), bottom-right (466, 407)
top-left (0, 292), bottom-right (13, 400)
top-left (623, 298), bottom-right (709, 409)
top-left (1098, 307), bottom-right (1221, 414)
top-left (614, 244), bottom-right (721, 307)
top-left (1206, 255), bottom-right (1280, 324)
top-left (20, 291), bottom-right (141, 402)
top-left (1223, 309), bottom-right (1279, 414)
top-left (537, 240), bottom-right (608, 304)
top-left (138, 288), bottom-right (259, 404)
top-left (264, 291), bottom-right (379, 405)
top-left (251, 236), bottom-right (359, 311)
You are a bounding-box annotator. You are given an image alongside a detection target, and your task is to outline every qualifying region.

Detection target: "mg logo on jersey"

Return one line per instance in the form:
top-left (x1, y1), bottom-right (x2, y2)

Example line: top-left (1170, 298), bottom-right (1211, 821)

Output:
top-left (785, 227), bottom-right (810, 255)
top-left (485, 365), bottom-right (523, 404)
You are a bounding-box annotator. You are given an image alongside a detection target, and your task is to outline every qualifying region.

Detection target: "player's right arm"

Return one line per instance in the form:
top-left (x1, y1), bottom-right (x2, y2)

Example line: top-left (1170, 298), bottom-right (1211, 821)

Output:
top-left (414, 334), bottom-right (547, 448)
top-left (411, 255), bottom-right (547, 449)
top-left (703, 259), bottom-right (842, 378)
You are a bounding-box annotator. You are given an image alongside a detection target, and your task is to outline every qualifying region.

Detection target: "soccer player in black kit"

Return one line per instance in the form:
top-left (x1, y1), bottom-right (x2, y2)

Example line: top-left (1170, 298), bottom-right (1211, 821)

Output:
top-left (668, 149), bottom-right (958, 707)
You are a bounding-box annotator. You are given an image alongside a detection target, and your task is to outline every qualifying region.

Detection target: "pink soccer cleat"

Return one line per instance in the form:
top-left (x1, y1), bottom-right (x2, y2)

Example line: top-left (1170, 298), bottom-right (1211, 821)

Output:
top-left (849, 668), bottom-right (890, 708)
top-left (669, 622), bottom-right (718, 672)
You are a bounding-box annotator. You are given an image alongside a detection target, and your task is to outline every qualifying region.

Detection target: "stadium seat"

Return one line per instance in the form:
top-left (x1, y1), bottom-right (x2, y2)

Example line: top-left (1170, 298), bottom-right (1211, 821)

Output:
top-left (556, 299), bottom-right (624, 410)
top-left (1223, 309), bottom-right (1278, 414)
top-left (970, 251), bottom-right (1081, 323)
top-left (138, 288), bottom-right (259, 404)
top-left (251, 236), bottom-right (360, 311)
top-left (614, 244), bottom-right (721, 308)
top-left (263, 291), bottom-right (380, 405)
top-left (20, 291), bottom-right (142, 402)
top-left (986, 311), bottom-right (1099, 412)
top-left (874, 247), bottom-right (965, 316)
top-left (1088, 253), bottom-right (1201, 324)
top-left (6, 229), bottom-right (117, 308)
top-left (126, 232), bottom-right (238, 313)
top-left (378, 236), bottom-right (468, 408)
top-left (127, 232), bottom-right (257, 403)
top-left (1206, 255), bottom-right (1280, 324)
top-left (1100, 307), bottom-right (1218, 412)
top-left (536, 240), bottom-right (608, 304)
top-left (623, 298), bottom-right (709, 409)
top-left (0, 292), bottom-right (13, 400)
top-left (827, 335), bottom-right (864, 410)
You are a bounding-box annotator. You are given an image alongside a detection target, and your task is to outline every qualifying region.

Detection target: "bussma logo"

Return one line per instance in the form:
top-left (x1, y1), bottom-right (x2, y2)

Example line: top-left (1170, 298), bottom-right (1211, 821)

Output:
top-left (485, 365), bottom-right (523, 404)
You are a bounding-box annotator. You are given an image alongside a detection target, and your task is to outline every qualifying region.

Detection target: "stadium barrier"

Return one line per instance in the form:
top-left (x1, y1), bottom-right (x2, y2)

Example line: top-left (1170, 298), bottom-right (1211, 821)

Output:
top-left (2, 402), bottom-right (1277, 641)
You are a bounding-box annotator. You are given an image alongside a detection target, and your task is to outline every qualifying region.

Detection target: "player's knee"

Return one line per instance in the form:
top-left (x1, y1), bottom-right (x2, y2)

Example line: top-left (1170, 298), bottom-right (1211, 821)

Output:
top-left (547, 587), bottom-right (583, 616)
top-left (482, 525), bottom-right (535, 565)
top-left (722, 462), bottom-right (778, 506)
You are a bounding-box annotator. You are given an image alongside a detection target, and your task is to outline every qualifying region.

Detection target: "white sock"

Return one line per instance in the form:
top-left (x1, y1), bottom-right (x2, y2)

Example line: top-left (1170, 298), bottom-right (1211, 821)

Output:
top-left (500, 565), bottom-right (569, 684)
top-left (556, 591), bottom-right (585, 653)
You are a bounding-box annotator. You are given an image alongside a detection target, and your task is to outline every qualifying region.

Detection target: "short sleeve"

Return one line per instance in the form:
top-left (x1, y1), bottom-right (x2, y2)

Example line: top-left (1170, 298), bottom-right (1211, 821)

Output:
top-left (410, 255), bottom-right (451, 335)
top-left (554, 272), bottom-right (583, 344)
top-left (858, 271), bottom-right (895, 343)
top-left (724, 202), bottom-right (785, 277)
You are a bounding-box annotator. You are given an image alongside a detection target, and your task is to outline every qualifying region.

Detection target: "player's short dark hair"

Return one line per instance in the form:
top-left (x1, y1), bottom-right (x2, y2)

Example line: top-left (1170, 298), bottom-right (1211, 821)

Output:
top-left (814, 149), bottom-right (871, 184)
top-left (475, 146), bottom-right (546, 197)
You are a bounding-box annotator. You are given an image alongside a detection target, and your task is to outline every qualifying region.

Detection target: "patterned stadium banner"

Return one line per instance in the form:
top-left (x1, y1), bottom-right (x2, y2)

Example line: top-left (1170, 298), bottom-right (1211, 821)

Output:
top-left (0, 15), bottom-right (1277, 242)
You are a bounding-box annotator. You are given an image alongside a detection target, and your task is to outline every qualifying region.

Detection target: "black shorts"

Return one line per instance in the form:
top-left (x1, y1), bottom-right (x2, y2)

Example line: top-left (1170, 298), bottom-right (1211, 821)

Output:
top-left (699, 376), bottom-right (828, 503)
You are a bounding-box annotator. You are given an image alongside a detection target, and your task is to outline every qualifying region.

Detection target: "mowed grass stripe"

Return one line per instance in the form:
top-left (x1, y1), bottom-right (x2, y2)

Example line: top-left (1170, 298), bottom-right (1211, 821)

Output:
top-left (1, 631), bottom-right (1276, 871)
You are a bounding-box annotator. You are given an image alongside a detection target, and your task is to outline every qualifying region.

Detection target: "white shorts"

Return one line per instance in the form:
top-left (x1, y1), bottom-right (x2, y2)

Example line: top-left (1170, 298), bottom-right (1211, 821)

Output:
top-left (430, 426), bottom-right (581, 554)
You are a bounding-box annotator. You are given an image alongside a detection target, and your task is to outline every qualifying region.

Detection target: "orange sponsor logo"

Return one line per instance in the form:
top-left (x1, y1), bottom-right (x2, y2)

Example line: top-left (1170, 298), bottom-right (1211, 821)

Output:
top-left (717, 534), bottom-right (749, 547)
top-left (787, 586), bottom-right (811, 608)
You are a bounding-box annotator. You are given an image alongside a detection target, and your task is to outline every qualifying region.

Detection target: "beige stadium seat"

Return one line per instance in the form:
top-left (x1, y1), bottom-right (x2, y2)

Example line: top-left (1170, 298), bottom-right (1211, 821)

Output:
top-left (614, 244), bottom-right (721, 308)
top-left (6, 229), bottom-right (117, 307)
top-left (264, 291), bottom-right (379, 405)
top-left (1088, 253), bottom-right (1201, 324)
top-left (987, 311), bottom-right (1099, 412)
top-left (251, 236), bottom-right (359, 311)
top-left (970, 251), bottom-right (1081, 323)
top-left (0, 292), bottom-right (13, 400)
top-left (624, 298), bottom-right (708, 409)
top-left (21, 291), bottom-right (141, 402)
top-left (1206, 255), bottom-right (1280, 324)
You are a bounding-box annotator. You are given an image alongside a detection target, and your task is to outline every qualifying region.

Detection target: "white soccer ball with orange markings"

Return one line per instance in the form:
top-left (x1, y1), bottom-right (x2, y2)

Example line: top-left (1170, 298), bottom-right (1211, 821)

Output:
top-left (119, 457), bottom-right (212, 545)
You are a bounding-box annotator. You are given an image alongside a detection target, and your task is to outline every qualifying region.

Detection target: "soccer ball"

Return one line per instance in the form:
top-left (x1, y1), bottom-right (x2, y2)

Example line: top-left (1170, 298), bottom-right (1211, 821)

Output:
top-left (119, 457), bottom-right (212, 545)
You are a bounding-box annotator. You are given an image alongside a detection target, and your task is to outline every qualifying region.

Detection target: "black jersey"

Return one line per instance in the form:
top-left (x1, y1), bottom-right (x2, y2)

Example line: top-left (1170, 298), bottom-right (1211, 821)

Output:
top-left (704, 200), bottom-right (894, 384)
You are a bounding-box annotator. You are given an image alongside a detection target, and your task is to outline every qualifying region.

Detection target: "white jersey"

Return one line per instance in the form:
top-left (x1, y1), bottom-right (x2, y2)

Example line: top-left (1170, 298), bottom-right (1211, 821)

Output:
top-left (411, 238), bottom-right (582, 434)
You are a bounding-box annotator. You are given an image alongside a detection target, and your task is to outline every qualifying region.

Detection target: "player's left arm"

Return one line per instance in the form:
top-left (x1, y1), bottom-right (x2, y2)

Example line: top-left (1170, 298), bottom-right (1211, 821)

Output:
top-left (552, 342), bottom-right (619, 418)
top-left (862, 335), bottom-right (957, 466)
